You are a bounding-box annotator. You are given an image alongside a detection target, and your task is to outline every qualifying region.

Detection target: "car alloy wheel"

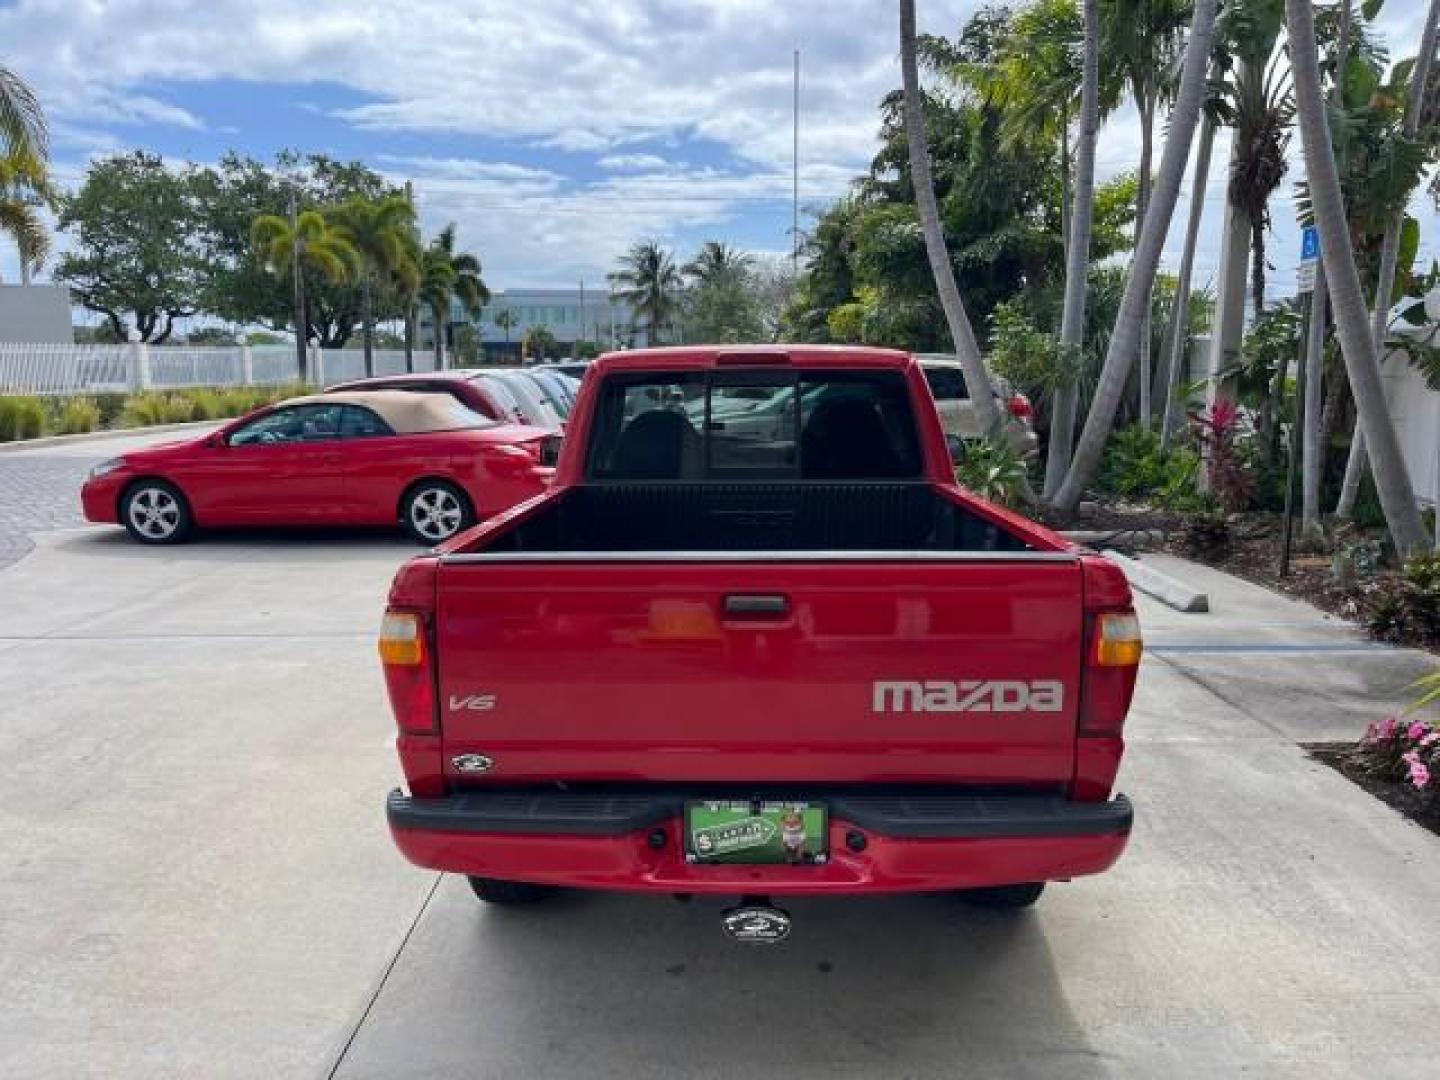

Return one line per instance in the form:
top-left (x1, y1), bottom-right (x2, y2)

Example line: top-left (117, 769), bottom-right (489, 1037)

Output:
top-left (409, 485), bottom-right (466, 542)
top-left (126, 485), bottom-right (183, 541)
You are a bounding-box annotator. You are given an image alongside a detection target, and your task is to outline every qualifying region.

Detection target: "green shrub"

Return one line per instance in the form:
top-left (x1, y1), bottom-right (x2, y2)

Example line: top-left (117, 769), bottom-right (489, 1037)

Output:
top-left (186, 388), bottom-right (227, 420)
top-left (1096, 425), bottom-right (1209, 512)
top-left (1363, 553), bottom-right (1440, 646)
top-left (93, 392), bottom-right (129, 428)
top-left (118, 392), bottom-right (197, 427)
top-left (54, 397), bottom-right (102, 434)
top-left (0, 396), bottom-right (48, 441)
top-left (954, 436), bottom-right (1031, 508)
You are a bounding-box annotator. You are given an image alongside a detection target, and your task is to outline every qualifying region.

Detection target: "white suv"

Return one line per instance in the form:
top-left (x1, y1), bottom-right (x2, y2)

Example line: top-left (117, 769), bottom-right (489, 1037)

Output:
top-left (916, 356), bottom-right (1038, 461)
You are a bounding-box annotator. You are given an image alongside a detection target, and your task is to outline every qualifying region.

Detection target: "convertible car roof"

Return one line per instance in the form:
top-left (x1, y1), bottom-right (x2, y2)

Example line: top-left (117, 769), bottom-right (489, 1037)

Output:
top-left (283, 390), bottom-right (486, 433)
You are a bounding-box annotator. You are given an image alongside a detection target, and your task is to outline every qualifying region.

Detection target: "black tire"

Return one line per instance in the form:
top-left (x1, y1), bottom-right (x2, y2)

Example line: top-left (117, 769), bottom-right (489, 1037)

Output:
top-left (120, 479), bottom-right (193, 545)
top-left (466, 876), bottom-right (556, 905)
top-left (400, 480), bottom-right (475, 545)
top-left (959, 882), bottom-right (1046, 910)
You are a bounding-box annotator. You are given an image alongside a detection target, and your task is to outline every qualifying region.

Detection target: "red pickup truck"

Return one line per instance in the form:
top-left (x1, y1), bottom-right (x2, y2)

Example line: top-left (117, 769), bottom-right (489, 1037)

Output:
top-left (380, 346), bottom-right (1139, 939)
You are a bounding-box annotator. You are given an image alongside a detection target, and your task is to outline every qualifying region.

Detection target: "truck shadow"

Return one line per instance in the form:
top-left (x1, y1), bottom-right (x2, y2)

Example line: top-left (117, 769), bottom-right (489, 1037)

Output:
top-left (335, 878), bottom-right (1115, 1079)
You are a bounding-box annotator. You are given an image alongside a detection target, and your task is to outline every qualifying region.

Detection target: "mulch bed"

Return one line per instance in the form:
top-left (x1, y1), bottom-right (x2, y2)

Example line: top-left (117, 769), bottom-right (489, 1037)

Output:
top-left (1308, 742), bottom-right (1440, 838)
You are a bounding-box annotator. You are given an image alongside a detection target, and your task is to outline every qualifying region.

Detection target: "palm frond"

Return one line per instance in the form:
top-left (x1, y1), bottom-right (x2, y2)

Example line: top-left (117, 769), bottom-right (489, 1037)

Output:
top-left (0, 66), bottom-right (47, 160)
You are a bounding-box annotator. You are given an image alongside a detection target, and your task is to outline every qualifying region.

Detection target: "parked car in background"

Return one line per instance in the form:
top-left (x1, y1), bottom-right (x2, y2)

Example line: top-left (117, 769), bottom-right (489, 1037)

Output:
top-left (915, 355), bottom-right (1038, 461)
top-left (327, 370), bottom-right (568, 462)
top-left (82, 391), bottom-right (553, 546)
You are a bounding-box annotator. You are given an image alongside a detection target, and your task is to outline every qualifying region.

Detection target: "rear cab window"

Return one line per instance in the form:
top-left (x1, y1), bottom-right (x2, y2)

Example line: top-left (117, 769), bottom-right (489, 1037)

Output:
top-left (587, 369), bottom-right (924, 481)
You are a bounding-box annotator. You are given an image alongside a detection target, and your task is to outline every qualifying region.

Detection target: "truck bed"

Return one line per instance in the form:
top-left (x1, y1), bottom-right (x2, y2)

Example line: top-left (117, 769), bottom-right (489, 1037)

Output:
top-left (474, 481), bottom-right (1031, 554)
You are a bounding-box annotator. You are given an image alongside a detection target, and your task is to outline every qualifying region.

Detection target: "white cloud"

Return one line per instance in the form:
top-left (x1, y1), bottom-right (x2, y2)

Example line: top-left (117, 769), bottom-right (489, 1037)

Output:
top-left (597, 153), bottom-right (672, 172)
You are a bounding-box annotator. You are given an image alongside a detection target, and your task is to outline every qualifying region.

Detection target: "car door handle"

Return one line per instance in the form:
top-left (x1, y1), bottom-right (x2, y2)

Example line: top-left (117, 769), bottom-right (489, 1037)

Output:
top-left (722, 593), bottom-right (790, 619)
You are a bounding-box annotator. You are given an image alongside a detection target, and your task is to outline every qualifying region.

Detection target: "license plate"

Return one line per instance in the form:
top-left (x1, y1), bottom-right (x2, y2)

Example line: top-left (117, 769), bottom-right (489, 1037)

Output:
top-left (685, 800), bottom-right (828, 865)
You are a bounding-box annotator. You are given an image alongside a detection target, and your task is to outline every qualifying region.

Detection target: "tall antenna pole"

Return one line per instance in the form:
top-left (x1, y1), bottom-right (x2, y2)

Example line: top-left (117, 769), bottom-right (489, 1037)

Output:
top-left (792, 48), bottom-right (800, 274)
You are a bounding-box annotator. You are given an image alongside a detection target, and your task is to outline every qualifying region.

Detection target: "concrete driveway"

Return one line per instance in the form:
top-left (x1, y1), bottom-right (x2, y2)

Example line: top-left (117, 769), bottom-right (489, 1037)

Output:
top-left (2, 432), bottom-right (1438, 1078)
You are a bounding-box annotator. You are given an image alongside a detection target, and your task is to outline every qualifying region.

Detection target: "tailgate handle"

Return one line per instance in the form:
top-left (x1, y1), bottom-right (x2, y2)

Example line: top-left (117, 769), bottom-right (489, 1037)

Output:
top-left (723, 593), bottom-right (790, 619)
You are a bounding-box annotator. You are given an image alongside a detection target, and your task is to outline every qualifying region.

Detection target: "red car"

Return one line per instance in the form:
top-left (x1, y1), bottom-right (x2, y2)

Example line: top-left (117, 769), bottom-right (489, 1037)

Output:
top-left (380, 346), bottom-right (1140, 935)
top-left (82, 390), bottom-right (554, 545)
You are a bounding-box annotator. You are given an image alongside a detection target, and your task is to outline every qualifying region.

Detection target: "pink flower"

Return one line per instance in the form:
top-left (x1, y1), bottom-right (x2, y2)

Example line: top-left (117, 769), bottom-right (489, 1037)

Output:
top-left (1422, 732), bottom-right (1440, 748)
top-left (1376, 716), bottom-right (1400, 740)
top-left (1408, 721), bottom-right (1429, 741)
top-left (1409, 760), bottom-right (1431, 790)
top-left (1402, 750), bottom-right (1420, 765)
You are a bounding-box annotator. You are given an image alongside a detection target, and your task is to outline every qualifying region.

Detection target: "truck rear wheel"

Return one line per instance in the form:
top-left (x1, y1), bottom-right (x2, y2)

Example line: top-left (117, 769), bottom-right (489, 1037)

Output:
top-left (466, 876), bottom-right (556, 905)
top-left (959, 882), bottom-right (1045, 909)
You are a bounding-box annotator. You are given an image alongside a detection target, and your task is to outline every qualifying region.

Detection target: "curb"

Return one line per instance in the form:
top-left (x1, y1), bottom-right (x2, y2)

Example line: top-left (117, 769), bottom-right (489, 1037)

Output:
top-left (1102, 549), bottom-right (1210, 614)
top-left (0, 420), bottom-right (218, 454)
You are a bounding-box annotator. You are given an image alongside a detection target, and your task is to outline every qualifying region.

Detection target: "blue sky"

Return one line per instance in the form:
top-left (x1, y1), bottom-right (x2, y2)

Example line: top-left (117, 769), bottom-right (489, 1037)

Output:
top-left (1, 0), bottom-right (1435, 304)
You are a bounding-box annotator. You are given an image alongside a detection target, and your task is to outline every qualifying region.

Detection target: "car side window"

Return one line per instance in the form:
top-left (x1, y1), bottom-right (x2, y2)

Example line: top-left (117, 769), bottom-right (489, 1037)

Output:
top-left (341, 405), bottom-right (395, 439)
top-left (924, 368), bottom-right (967, 401)
top-left (229, 404), bottom-right (345, 446)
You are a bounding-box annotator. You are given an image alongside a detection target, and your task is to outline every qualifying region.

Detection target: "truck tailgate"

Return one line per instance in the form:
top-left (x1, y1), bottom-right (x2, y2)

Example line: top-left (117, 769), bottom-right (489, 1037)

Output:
top-left (435, 557), bottom-right (1083, 785)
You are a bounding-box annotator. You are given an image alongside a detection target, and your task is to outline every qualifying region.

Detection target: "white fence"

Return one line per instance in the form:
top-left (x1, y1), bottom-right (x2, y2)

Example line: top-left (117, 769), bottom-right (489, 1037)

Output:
top-left (0, 342), bottom-right (441, 396)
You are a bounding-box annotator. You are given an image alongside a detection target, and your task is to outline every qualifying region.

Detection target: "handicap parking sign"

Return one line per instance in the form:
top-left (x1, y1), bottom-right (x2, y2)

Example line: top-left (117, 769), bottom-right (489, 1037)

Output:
top-left (1300, 226), bottom-right (1319, 263)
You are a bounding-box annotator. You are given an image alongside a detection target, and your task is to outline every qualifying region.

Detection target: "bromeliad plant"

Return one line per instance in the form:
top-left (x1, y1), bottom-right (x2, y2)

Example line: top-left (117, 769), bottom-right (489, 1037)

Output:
top-left (1189, 398), bottom-right (1254, 514)
top-left (1356, 671), bottom-right (1440, 798)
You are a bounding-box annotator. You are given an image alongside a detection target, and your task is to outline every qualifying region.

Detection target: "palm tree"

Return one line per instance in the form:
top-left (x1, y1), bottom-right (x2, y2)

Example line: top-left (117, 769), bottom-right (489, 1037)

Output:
top-left (683, 241), bottom-right (753, 286)
top-left (1285, 0), bottom-right (1428, 554)
top-left (251, 209), bottom-right (359, 383)
top-left (899, 0), bottom-right (1003, 438)
top-left (331, 194), bottom-right (420, 377)
top-left (0, 147), bottom-right (54, 284)
top-left (0, 65), bottom-right (47, 161)
top-left (419, 224), bottom-right (488, 370)
top-left (1043, 0), bottom-right (1103, 497)
top-left (1053, 0), bottom-right (1220, 511)
top-left (609, 241), bottom-right (682, 345)
top-left (1334, 0), bottom-right (1440, 519)
top-left (493, 308), bottom-right (518, 360)
top-left (1100, 0), bottom-right (1192, 428)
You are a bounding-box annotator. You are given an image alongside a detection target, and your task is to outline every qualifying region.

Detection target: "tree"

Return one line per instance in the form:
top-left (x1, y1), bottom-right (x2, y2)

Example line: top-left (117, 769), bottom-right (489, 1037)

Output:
top-left (609, 241), bottom-right (682, 345)
top-left (418, 224), bottom-right (488, 369)
top-left (0, 64), bottom-right (46, 161)
top-left (524, 324), bottom-right (557, 362)
top-left (681, 241), bottom-right (764, 343)
top-left (493, 308), bottom-right (518, 353)
top-left (1334, 0), bottom-right (1440, 518)
top-left (1100, 0), bottom-right (1193, 427)
top-left (192, 152), bottom-right (408, 348)
top-left (1285, 0), bottom-right (1428, 554)
top-left (1043, 0), bottom-right (1103, 497)
top-left (251, 209), bottom-right (358, 382)
top-left (331, 194), bottom-right (420, 377)
top-left (1053, 0), bottom-right (1220, 510)
top-left (900, 0), bottom-right (1002, 437)
top-left (0, 147), bottom-right (53, 284)
top-left (55, 152), bottom-right (205, 343)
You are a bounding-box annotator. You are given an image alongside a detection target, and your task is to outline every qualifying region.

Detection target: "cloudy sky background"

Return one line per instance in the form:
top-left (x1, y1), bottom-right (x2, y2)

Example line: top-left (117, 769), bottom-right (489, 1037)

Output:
top-left (0, 0), bottom-right (1434, 313)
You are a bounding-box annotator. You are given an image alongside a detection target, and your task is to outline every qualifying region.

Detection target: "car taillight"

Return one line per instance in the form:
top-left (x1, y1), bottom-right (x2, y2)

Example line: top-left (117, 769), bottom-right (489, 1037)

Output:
top-left (1007, 392), bottom-right (1033, 421)
top-left (1079, 610), bottom-right (1142, 737)
top-left (379, 609), bottom-right (436, 734)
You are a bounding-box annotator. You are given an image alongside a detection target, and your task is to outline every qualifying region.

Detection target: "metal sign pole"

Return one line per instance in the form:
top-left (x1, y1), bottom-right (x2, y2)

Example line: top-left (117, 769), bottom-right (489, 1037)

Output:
top-left (1279, 225), bottom-right (1320, 577)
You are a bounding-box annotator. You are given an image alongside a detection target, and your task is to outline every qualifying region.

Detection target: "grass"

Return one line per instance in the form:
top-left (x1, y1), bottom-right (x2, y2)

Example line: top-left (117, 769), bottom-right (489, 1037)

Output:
top-left (0, 384), bottom-right (309, 443)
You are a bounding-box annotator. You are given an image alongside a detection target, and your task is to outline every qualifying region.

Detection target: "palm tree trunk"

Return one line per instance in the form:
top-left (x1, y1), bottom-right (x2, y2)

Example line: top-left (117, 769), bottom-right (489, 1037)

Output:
top-left (1042, 0), bottom-right (1100, 499)
top-left (404, 302), bottom-right (416, 373)
top-left (1053, 0), bottom-right (1219, 511)
top-left (1335, 0), bottom-right (1439, 520)
top-left (899, 0), bottom-right (1001, 437)
top-left (294, 267), bottom-right (309, 384)
top-left (1301, 1), bottom-right (1352, 535)
top-left (1136, 87), bottom-right (1156, 429)
top-left (1205, 125), bottom-right (1253, 412)
top-left (1158, 112), bottom-right (1217, 448)
top-left (1288, 0), bottom-right (1427, 555)
top-left (432, 303), bottom-right (445, 370)
top-left (1301, 263), bottom-right (1329, 537)
top-left (361, 274), bottom-right (375, 378)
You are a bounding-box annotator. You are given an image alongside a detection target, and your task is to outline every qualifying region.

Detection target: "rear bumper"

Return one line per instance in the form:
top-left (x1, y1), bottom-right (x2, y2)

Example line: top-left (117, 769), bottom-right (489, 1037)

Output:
top-left (387, 788), bottom-right (1132, 895)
